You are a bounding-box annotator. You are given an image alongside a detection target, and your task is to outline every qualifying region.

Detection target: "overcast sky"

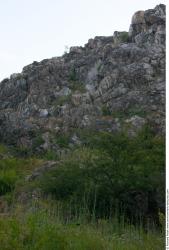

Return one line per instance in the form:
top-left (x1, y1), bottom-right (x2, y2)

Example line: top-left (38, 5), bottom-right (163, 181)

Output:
top-left (0, 0), bottom-right (166, 81)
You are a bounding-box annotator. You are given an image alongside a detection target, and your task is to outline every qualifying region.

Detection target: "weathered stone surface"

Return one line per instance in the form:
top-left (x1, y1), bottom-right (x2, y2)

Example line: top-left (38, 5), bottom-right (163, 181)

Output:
top-left (26, 161), bottom-right (57, 181)
top-left (0, 4), bottom-right (165, 149)
top-left (129, 4), bottom-right (165, 46)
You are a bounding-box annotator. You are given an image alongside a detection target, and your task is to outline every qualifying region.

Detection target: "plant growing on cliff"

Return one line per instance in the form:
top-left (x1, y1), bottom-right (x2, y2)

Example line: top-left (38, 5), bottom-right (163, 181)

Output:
top-left (101, 105), bottom-right (112, 116)
top-left (53, 94), bottom-right (72, 107)
top-left (69, 68), bottom-right (77, 82)
top-left (120, 32), bottom-right (129, 42)
top-left (68, 68), bottom-right (86, 93)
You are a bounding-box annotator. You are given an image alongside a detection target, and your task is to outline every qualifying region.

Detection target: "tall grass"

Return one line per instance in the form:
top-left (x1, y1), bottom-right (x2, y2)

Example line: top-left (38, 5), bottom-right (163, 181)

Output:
top-left (0, 202), bottom-right (164, 250)
top-left (0, 127), bottom-right (165, 249)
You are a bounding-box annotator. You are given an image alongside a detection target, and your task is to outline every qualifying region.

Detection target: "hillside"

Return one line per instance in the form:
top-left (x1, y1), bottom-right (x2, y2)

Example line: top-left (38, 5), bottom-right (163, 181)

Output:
top-left (0, 4), bottom-right (166, 250)
top-left (0, 4), bottom-right (165, 150)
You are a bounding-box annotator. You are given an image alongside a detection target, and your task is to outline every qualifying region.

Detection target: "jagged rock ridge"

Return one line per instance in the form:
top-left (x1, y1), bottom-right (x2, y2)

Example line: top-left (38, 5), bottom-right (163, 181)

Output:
top-left (0, 4), bottom-right (165, 150)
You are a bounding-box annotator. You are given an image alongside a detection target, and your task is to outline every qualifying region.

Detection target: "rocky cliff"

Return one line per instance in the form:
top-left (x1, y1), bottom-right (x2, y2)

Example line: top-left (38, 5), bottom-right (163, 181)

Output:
top-left (0, 4), bottom-right (165, 151)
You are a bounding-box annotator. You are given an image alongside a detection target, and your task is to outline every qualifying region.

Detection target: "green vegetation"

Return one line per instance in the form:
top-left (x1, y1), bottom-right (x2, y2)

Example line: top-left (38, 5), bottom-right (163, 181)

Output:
top-left (0, 156), bottom-right (42, 197)
top-left (0, 208), bottom-right (164, 250)
top-left (53, 94), bottom-right (72, 107)
top-left (0, 144), bottom-right (8, 154)
top-left (69, 67), bottom-right (86, 92)
top-left (55, 134), bottom-right (70, 148)
top-left (101, 105), bottom-right (112, 116)
top-left (101, 106), bottom-right (147, 120)
top-left (112, 108), bottom-right (146, 119)
top-left (119, 32), bottom-right (129, 43)
top-left (42, 135), bottom-right (71, 160)
top-left (0, 127), bottom-right (165, 249)
top-left (70, 81), bottom-right (86, 92)
top-left (43, 150), bottom-right (59, 161)
top-left (40, 127), bottom-right (165, 225)
top-left (32, 135), bottom-right (45, 150)
top-left (69, 68), bottom-right (77, 82)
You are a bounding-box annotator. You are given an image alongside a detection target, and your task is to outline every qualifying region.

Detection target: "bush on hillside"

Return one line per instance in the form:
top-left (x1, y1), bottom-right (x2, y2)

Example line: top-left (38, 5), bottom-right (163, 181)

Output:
top-left (40, 127), bottom-right (165, 225)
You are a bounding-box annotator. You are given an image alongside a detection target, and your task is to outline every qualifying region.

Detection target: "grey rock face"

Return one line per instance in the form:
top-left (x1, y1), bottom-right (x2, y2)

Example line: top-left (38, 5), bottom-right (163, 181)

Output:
top-left (0, 4), bottom-right (165, 148)
top-left (129, 4), bottom-right (165, 46)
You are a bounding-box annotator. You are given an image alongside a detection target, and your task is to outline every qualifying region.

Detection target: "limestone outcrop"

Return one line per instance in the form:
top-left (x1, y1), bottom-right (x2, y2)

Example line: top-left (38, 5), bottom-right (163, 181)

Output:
top-left (0, 4), bottom-right (165, 150)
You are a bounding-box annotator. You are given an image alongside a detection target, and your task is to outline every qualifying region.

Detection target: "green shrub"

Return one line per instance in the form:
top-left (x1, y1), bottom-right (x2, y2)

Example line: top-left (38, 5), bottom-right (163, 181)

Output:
top-left (53, 94), bottom-right (72, 107)
top-left (70, 81), bottom-right (86, 93)
top-left (0, 144), bottom-right (8, 154)
top-left (40, 127), bottom-right (165, 224)
top-left (14, 146), bottom-right (31, 157)
top-left (101, 105), bottom-right (112, 116)
top-left (0, 169), bottom-right (17, 195)
top-left (32, 135), bottom-right (44, 150)
top-left (0, 158), bottom-right (20, 195)
top-left (69, 68), bottom-right (77, 81)
top-left (120, 32), bottom-right (129, 43)
top-left (111, 107), bottom-right (146, 120)
top-left (68, 67), bottom-right (86, 93)
top-left (55, 134), bottom-right (70, 148)
top-left (0, 157), bottom-right (42, 196)
top-left (43, 150), bottom-right (59, 161)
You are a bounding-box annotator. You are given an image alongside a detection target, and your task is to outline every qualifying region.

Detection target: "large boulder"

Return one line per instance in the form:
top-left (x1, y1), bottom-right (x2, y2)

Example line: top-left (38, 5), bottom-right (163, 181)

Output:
top-left (129, 4), bottom-right (165, 46)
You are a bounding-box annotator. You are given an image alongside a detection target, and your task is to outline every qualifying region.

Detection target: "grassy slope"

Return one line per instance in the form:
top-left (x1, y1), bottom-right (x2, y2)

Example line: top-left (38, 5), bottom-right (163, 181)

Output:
top-left (0, 128), bottom-right (165, 249)
top-left (0, 208), bottom-right (164, 250)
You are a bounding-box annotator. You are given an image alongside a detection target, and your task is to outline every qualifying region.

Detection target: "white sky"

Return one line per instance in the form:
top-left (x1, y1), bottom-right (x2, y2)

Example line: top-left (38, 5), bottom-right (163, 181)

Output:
top-left (0, 0), bottom-right (166, 81)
